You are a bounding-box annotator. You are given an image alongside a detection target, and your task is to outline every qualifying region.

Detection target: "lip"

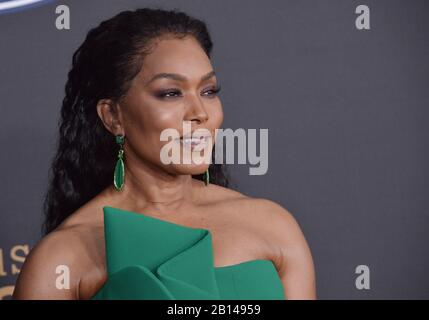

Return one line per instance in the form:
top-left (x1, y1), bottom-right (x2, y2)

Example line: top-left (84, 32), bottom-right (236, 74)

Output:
top-left (176, 134), bottom-right (211, 151)
top-left (175, 131), bottom-right (213, 141)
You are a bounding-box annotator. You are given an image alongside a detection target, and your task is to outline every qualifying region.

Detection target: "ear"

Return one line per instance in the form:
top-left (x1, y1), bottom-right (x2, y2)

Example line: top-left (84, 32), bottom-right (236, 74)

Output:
top-left (96, 99), bottom-right (124, 136)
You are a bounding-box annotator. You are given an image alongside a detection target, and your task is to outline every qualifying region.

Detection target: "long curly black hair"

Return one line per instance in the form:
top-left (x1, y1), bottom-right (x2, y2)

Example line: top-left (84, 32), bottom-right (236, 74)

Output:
top-left (42, 7), bottom-right (230, 235)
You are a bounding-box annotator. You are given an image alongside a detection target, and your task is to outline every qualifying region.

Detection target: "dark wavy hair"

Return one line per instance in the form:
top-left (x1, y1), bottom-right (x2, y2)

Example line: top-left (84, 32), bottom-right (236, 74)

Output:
top-left (42, 7), bottom-right (230, 235)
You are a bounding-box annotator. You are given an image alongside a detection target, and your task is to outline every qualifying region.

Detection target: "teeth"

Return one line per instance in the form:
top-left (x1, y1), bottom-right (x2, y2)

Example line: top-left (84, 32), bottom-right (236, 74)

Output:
top-left (181, 138), bottom-right (204, 144)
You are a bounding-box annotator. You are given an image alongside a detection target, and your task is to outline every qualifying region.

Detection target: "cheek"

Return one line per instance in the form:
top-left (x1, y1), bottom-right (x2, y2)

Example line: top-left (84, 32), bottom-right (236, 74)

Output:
top-left (209, 102), bottom-right (224, 128)
top-left (125, 96), bottom-right (184, 136)
top-left (144, 106), bottom-right (185, 137)
top-left (134, 108), bottom-right (186, 164)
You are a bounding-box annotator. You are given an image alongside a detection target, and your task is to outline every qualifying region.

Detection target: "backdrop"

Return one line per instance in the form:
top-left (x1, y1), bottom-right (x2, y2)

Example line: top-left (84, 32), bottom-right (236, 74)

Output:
top-left (0, 0), bottom-right (428, 299)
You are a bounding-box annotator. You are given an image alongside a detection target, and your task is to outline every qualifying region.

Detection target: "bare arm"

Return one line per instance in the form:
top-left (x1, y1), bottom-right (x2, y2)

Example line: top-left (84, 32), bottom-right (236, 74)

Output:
top-left (259, 199), bottom-right (317, 299)
top-left (12, 229), bottom-right (82, 300)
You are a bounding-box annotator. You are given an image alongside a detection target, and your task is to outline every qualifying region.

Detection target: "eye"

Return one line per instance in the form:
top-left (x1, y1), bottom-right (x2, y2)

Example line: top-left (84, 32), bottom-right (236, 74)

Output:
top-left (155, 89), bottom-right (182, 99)
top-left (155, 85), bottom-right (222, 100)
top-left (202, 85), bottom-right (222, 98)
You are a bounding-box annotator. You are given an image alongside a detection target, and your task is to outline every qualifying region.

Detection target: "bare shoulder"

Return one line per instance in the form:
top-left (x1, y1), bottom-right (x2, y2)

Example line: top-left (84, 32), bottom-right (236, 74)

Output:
top-left (13, 225), bottom-right (88, 299)
top-left (217, 195), bottom-right (314, 272)
top-left (222, 196), bottom-right (303, 246)
top-left (199, 184), bottom-right (311, 261)
top-left (13, 205), bottom-right (106, 300)
top-left (241, 197), bottom-right (316, 299)
top-left (242, 197), bottom-right (300, 230)
top-left (205, 185), bottom-right (296, 225)
top-left (202, 184), bottom-right (297, 230)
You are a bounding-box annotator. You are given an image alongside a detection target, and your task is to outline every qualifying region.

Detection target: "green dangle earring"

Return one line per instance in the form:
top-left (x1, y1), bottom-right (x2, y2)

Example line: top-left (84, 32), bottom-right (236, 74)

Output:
top-left (113, 134), bottom-right (125, 191)
top-left (204, 168), bottom-right (210, 186)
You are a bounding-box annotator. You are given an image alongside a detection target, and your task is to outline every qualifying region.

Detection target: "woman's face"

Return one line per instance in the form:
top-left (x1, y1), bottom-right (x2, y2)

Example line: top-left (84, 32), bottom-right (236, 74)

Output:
top-left (117, 35), bottom-right (223, 175)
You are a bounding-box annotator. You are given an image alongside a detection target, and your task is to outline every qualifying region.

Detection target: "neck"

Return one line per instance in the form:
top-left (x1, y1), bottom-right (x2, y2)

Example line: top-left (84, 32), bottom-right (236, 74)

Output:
top-left (105, 153), bottom-right (204, 214)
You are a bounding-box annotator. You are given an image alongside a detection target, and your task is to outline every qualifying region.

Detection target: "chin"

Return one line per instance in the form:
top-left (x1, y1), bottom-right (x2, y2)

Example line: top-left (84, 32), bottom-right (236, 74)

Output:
top-left (172, 163), bottom-right (209, 175)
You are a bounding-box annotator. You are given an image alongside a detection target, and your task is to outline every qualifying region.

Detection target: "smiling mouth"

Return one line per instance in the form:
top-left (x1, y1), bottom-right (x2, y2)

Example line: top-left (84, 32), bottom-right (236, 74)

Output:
top-left (175, 134), bottom-right (211, 151)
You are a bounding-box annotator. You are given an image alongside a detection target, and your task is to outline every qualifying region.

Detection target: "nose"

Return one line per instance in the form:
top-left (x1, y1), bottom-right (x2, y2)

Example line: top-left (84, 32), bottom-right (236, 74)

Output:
top-left (186, 95), bottom-right (209, 124)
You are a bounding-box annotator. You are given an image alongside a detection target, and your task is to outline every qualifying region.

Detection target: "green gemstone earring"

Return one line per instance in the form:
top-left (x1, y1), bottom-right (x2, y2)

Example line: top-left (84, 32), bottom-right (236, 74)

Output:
top-left (204, 168), bottom-right (210, 186)
top-left (113, 134), bottom-right (125, 191)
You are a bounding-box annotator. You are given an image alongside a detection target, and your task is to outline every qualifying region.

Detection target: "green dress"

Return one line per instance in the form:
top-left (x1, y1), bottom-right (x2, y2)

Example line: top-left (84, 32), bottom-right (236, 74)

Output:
top-left (91, 206), bottom-right (285, 300)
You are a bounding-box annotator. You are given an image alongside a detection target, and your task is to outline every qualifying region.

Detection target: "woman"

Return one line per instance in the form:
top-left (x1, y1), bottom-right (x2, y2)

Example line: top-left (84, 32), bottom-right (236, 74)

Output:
top-left (13, 7), bottom-right (316, 300)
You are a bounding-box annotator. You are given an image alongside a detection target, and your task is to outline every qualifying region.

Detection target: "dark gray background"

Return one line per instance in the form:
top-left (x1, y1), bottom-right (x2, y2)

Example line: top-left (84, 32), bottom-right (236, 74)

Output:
top-left (0, 0), bottom-right (428, 299)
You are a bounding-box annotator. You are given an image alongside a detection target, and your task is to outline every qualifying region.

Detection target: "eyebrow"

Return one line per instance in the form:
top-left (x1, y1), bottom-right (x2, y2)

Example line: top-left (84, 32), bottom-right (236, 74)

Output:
top-left (145, 70), bottom-right (216, 86)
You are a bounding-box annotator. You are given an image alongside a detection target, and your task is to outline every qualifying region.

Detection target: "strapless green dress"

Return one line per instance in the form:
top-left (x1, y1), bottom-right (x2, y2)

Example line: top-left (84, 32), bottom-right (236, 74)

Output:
top-left (91, 206), bottom-right (285, 300)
